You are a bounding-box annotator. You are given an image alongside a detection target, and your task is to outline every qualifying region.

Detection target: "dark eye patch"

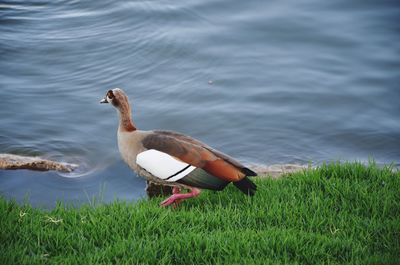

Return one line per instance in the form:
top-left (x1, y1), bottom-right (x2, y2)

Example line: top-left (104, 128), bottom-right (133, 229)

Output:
top-left (107, 90), bottom-right (114, 99)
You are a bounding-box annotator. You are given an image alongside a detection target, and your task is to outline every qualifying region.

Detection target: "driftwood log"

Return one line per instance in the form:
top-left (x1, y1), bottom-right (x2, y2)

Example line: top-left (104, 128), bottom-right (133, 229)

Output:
top-left (251, 164), bottom-right (308, 179)
top-left (0, 154), bottom-right (78, 173)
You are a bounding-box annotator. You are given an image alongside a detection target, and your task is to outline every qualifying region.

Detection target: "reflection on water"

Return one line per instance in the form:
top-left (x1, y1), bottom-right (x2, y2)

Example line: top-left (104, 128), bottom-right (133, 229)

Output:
top-left (0, 0), bottom-right (399, 207)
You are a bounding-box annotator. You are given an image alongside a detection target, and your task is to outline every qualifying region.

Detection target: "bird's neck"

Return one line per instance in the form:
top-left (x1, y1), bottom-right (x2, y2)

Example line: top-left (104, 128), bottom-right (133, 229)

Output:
top-left (117, 104), bottom-right (136, 132)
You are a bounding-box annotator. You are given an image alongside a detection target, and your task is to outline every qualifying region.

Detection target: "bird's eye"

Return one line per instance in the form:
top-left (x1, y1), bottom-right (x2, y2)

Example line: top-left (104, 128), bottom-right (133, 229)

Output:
top-left (107, 90), bottom-right (114, 99)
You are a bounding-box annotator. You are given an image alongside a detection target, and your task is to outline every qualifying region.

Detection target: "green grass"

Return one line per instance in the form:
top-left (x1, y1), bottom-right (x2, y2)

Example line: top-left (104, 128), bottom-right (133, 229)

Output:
top-left (1, 162), bottom-right (399, 265)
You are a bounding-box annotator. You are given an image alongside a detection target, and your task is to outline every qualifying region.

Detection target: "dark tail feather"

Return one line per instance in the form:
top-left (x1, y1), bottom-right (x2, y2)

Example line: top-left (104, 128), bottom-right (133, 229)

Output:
top-left (233, 177), bottom-right (257, 196)
top-left (242, 167), bottom-right (257, 176)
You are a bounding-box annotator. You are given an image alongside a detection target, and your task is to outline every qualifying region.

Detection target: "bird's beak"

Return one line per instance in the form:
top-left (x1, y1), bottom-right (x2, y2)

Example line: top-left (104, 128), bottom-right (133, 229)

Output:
top-left (100, 97), bottom-right (108, 104)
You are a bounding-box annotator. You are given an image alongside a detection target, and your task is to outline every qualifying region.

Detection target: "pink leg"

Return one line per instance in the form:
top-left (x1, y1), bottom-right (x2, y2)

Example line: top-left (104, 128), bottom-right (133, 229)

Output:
top-left (160, 187), bottom-right (201, 207)
top-left (171, 187), bottom-right (182, 206)
top-left (172, 187), bottom-right (181, 194)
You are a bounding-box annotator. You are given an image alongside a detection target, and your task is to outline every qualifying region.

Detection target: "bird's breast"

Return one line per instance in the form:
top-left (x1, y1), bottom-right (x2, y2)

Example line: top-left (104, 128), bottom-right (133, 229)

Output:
top-left (117, 130), bottom-right (147, 172)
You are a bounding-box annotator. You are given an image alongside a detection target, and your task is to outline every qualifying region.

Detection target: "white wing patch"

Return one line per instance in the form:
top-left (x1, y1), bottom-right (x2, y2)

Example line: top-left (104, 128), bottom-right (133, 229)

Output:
top-left (136, 149), bottom-right (196, 182)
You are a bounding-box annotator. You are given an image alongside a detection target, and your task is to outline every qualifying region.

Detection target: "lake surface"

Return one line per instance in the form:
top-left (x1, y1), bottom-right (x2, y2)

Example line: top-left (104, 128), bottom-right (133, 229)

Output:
top-left (1, 0), bottom-right (399, 208)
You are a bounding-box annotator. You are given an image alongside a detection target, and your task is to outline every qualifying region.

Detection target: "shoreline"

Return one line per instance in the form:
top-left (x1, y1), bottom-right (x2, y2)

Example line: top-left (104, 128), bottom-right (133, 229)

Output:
top-left (0, 153), bottom-right (309, 198)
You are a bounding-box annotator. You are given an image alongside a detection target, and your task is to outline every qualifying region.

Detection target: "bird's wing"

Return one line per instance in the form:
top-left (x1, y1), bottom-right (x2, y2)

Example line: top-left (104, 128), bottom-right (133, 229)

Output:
top-left (136, 149), bottom-right (229, 190)
top-left (136, 149), bottom-right (196, 181)
top-left (140, 130), bottom-right (257, 182)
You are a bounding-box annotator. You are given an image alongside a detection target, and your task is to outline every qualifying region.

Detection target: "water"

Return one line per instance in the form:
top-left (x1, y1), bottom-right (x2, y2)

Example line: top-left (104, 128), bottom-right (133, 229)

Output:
top-left (1, 0), bottom-right (399, 208)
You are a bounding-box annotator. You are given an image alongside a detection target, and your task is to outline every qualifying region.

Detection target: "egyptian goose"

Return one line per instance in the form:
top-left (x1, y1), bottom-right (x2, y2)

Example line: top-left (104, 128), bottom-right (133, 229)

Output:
top-left (100, 88), bottom-right (257, 207)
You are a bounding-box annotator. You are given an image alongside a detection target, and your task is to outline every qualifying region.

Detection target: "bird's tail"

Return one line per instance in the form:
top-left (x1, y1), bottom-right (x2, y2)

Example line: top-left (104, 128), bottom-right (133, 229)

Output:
top-left (233, 177), bottom-right (257, 196)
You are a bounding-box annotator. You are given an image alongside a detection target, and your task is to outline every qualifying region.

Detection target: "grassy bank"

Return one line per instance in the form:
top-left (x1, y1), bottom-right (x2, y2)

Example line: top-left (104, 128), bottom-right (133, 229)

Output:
top-left (1, 162), bottom-right (399, 264)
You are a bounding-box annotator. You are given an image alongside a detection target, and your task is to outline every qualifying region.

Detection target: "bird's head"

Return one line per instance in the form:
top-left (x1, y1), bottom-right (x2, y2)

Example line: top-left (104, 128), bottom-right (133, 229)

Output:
top-left (100, 88), bottom-right (130, 109)
top-left (100, 88), bottom-right (136, 131)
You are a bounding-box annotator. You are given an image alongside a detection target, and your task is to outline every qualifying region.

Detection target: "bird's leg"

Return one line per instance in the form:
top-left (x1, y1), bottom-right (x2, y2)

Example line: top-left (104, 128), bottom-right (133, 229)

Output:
top-left (172, 187), bottom-right (181, 194)
top-left (160, 187), bottom-right (201, 207)
top-left (171, 187), bottom-right (182, 207)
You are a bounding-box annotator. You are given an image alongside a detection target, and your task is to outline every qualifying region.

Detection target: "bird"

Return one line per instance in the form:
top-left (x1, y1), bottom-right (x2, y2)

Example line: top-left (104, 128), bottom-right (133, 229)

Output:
top-left (100, 88), bottom-right (257, 207)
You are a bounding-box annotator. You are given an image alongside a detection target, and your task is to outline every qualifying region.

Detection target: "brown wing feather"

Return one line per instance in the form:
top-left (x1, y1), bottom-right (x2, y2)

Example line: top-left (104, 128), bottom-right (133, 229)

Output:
top-left (156, 131), bottom-right (257, 175)
top-left (142, 131), bottom-right (254, 182)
